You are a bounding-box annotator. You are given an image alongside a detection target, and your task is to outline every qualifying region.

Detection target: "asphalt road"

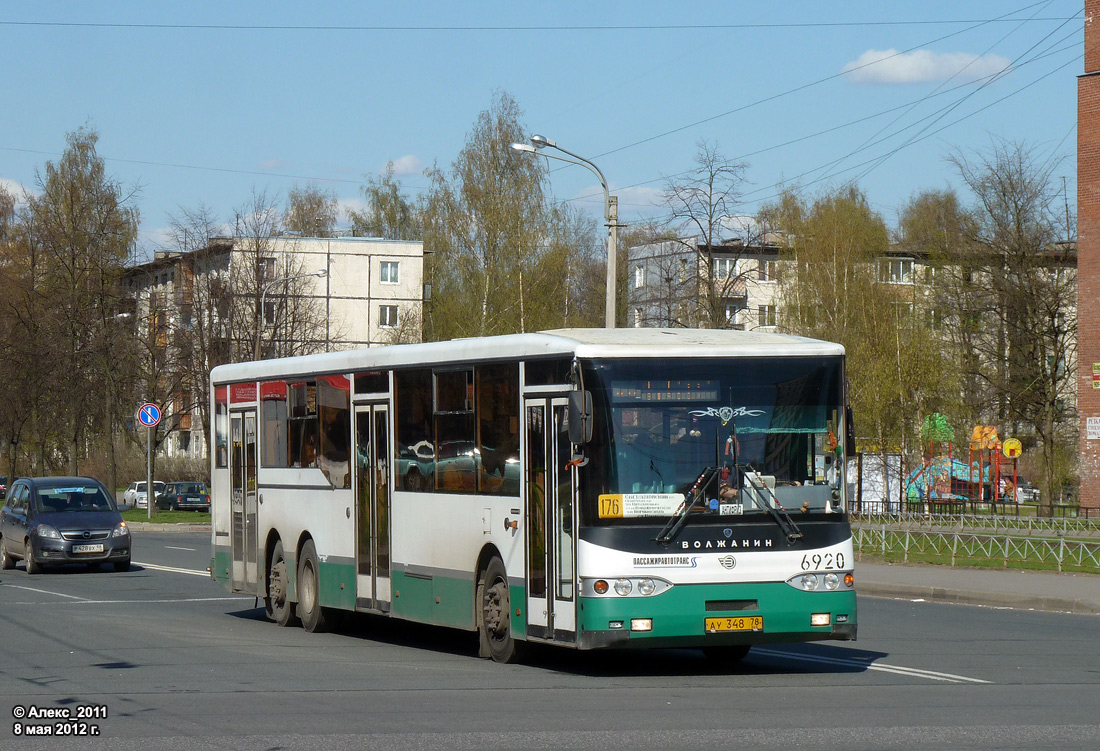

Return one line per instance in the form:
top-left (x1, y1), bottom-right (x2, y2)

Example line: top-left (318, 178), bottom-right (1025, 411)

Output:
top-left (0, 530), bottom-right (1098, 750)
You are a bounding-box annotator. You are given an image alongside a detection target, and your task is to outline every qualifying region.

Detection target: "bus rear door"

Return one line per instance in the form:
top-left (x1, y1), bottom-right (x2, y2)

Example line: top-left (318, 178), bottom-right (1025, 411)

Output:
top-left (354, 403), bottom-right (391, 612)
top-left (230, 409), bottom-right (259, 593)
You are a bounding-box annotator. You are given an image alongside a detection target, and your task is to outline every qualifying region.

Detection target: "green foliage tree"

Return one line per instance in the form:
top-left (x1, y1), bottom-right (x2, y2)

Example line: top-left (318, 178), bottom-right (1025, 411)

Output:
top-left (421, 91), bottom-right (598, 339)
top-left (765, 185), bottom-right (956, 488)
top-left (12, 127), bottom-right (140, 480)
top-left (350, 163), bottom-right (422, 241)
top-left (284, 183), bottom-right (338, 238)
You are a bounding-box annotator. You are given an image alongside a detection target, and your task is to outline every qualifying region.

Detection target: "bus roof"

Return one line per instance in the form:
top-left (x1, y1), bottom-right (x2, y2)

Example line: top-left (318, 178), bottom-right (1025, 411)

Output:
top-left (211, 328), bottom-right (844, 383)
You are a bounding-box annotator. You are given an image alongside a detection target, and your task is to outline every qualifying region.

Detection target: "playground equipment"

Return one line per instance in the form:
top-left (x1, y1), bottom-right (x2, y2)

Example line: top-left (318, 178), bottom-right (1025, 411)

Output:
top-left (904, 418), bottom-right (1019, 510)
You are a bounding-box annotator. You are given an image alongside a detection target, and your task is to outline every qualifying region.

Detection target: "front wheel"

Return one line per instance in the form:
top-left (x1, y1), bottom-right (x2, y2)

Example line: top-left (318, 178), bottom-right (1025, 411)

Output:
top-left (296, 540), bottom-right (329, 633)
top-left (24, 540), bottom-right (41, 575)
top-left (266, 540), bottom-right (298, 627)
top-left (478, 557), bottom-right (525, 663)
top-left (113, 559), bottom-right (131, 572)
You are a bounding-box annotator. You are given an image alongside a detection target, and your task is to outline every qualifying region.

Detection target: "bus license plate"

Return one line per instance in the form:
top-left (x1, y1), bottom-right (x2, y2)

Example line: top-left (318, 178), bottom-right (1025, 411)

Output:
top-left (705, 616), bottom-right (763, 633)
top-left (72, 544), bottom-right (104, 554)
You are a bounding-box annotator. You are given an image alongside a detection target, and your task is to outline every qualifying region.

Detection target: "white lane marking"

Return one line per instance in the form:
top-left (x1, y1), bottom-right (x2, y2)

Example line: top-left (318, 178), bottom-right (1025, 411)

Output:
top-left (0, 584), bottom-right (89, 600)
top-left (134, 561), bottom-right (210, 577)
top-left (754, 647), bottom-right (991, 684)
top-left (165, 546), bottom-right (196, 551)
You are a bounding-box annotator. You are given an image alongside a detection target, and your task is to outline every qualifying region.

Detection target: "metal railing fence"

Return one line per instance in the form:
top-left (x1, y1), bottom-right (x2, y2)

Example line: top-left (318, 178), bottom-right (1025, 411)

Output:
top-left (853, 526), bottom-right (1100, 572)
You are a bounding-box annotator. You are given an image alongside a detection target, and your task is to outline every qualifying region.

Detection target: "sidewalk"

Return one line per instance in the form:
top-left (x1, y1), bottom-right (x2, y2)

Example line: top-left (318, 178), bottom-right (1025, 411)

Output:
top-left (856, 560), bottom-right (1100, 615)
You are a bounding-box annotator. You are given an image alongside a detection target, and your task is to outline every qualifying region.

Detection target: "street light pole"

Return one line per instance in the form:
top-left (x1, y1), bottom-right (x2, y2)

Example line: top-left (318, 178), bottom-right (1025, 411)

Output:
top-left (511, 135), bottom-right (618, 328)
top-left (254, 269), bottom-right (328, 360)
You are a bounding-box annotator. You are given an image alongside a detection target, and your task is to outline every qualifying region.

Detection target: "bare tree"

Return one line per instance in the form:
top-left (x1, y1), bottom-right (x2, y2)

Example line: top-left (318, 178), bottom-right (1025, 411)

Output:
top-left (662, 140), bottom-right (752, 327)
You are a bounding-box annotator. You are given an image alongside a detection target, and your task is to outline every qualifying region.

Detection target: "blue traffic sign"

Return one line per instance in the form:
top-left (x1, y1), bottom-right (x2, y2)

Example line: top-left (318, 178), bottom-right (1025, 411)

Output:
top-left (137, 403), bottom-right (162, 428)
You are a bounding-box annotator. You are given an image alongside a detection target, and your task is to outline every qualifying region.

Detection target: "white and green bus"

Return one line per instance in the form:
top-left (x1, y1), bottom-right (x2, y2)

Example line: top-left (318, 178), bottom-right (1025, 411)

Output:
top-left (209, 328), bottom-right (857, 662)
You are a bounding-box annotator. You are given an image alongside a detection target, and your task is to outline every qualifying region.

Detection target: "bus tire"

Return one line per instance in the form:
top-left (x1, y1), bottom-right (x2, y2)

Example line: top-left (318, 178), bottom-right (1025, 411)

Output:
top-left (266, 540), bottom-right (298, 627)
top-left (478, 557), bottom-right (524, 663)
top-left (702, 645), bottom-right (751, 664)
top-left (24, 540), bottom-right (41, 575)
top-left (297, 539), bottom-right (329, 633)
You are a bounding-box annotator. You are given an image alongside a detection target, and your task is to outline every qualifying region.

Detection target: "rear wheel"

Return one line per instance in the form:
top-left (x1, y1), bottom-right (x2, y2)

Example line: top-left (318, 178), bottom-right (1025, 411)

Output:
top-left (265, 540), bottom-right (298, 627)
top-left (0, 539), bottom-right (14, 570)
top-left (24, 540), bottom-right (41, 575)
top-left (478, 557), bottom-right (524, 663)
top-left (296, 540), bottom-right (329, 633)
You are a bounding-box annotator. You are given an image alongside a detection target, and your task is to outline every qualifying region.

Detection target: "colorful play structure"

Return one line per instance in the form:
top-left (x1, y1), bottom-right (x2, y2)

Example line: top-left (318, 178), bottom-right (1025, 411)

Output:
top-left (904, 416), bottom-right (1020, 509)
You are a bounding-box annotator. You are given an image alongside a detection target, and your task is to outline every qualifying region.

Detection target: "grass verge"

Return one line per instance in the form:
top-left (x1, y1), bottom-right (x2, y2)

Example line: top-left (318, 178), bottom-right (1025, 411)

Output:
top-left (856, 548), bottom-right (1099, 576)
top-left (122, 509), bottom-right (211, 525)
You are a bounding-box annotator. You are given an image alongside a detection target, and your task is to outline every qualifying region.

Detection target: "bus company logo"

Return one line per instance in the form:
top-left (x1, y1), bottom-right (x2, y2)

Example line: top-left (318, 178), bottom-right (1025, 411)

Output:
top-left (681, 537), bottom-right (774, 550)
top-left (689, 406), bottom-right (766, 425)
top-left (633, 555), bottom-right (698, 568)
top-left (717, 555), bottom-right (736, 569)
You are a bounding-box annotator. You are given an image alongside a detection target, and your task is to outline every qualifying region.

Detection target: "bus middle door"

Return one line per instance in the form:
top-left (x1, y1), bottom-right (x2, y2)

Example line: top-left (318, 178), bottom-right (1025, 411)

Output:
top-left (524, 396), bottom-right (577, 643)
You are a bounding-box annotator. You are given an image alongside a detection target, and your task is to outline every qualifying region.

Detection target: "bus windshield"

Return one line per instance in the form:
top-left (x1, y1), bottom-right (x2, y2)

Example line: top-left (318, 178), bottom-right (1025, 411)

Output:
top-left (579, 356), bottom-right (846, 526)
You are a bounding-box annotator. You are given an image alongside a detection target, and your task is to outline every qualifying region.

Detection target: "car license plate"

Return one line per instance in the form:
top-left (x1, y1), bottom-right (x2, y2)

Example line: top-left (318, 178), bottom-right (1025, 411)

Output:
top-left (705, 616), bottom-right (763, 632)
top-left (72, 544), bottom-right (104, 554)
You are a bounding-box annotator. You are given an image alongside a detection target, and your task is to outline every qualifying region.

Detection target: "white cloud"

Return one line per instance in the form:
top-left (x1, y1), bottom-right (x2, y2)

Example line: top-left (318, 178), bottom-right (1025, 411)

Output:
top-left (842, 49), bottom-right (1011, 84)
top-left (0, 176), bottom-right (34, 200)
top-left (385, 154), bottom-right (424, 177)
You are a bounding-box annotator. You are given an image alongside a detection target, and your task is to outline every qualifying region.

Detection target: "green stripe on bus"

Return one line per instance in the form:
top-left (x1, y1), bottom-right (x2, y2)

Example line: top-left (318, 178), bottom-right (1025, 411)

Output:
top-left (390, 571), bottom-right (479, 630)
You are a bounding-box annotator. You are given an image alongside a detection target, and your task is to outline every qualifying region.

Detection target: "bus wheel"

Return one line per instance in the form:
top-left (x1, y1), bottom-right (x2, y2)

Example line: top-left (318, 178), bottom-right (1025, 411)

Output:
top-left (478, 557), bottom-right (523, 663)
top-left (702, 645), bottom-right (751, 664)
top-left (296, 540), bottom-right (329, 633)
top-left (266, 540), bottom-right (298, 627)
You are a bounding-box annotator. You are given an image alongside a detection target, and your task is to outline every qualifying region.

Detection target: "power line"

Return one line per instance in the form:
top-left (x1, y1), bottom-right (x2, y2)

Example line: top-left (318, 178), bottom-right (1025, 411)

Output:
top-left (0, 16), bottom-right (1077, 33)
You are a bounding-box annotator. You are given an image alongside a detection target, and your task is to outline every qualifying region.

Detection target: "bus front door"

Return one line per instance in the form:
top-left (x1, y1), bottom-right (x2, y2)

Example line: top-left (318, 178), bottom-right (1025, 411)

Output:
top-left (230, 410), bottom-right (259, 593)
top-left (524, 397), bottom-right (577, 642)
top-left (354, 403), bottom-right (391, 612)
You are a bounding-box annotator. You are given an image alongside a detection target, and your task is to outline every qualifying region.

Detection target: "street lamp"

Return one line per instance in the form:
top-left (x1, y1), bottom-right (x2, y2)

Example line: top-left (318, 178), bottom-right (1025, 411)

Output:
top-left (511, 134), bottom-right (619, 328)
top-left (255, 268), bottom-right (328, 360)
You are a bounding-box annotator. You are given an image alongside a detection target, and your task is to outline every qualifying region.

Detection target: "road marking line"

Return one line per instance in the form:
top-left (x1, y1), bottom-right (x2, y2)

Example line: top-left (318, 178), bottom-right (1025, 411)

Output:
top-left (753, 647), bottom-right (991, 684)
top-left (0, 584), bottom-right (89, 600)
top-left (164, 546), bottom-right (196, 551)
top-left (134, 561), bottom-right (210, 577)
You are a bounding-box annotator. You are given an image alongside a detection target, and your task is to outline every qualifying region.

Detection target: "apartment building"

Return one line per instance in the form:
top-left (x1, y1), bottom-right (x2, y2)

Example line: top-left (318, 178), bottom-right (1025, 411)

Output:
top-left (124, 235), bottom-right (425, 457)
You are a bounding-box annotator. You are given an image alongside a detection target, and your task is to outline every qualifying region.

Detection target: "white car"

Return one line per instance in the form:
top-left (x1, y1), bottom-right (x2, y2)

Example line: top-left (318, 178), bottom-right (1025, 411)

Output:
top-left (123, 480), bottom-right (165, 509)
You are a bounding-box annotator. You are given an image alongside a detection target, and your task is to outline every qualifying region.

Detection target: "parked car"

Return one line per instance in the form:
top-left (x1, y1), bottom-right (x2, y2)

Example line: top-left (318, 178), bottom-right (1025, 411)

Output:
top-left (0, 476), bottom-right (131, 573)
top-left (123, 480), bottom-right (165, 509)
top-left (156, 481), bottom-right (210, 512)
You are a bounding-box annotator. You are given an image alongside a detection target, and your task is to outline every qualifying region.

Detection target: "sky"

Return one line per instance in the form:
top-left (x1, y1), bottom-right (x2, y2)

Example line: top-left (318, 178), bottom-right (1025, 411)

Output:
top-left (0, 1), bottom-right (1085, 258)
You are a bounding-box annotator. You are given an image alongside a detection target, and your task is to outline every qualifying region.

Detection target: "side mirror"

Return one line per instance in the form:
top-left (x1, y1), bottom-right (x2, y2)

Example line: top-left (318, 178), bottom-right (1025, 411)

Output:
top-left (845, 405), bottom-right (857, 459)
top-left (568, 391), bottom-right (593, 445)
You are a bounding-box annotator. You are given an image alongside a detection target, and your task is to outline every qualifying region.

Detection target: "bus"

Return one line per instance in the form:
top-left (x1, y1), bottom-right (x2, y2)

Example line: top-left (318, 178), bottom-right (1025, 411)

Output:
top-left (209, 328), bottom-right (857, 663)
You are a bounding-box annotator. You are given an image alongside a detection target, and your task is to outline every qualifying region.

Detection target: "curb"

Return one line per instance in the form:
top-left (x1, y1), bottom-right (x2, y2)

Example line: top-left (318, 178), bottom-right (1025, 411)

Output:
top-left (858, 582), bottom-right (1100, 616)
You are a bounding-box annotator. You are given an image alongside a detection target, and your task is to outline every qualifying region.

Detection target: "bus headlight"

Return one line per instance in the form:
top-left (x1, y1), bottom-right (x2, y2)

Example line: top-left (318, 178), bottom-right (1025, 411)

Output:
top-left (637, 578), bottom-right (656, 596)
top-left (799, 574), bottom-right (819, 591)
top-left (614, 578), bottom-right (633, 596)
top-left (823, 572), bottom-right (840, 590)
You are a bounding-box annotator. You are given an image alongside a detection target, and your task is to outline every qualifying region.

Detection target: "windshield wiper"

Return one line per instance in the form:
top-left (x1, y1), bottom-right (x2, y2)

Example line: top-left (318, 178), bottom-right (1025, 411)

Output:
top-left (654, 466), bottom-right (720, 545)
top-left (737, 463), bottom-right (803, 544)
